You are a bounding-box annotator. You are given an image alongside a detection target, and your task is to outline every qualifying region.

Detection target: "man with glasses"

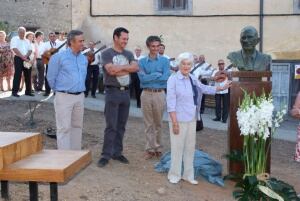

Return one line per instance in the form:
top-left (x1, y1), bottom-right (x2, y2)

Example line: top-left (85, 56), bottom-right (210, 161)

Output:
top-left (212, 59), bottom-right (230, 123)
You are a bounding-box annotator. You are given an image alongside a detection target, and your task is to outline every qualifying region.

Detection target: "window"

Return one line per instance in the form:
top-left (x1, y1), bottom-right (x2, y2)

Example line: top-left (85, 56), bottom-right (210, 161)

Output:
top-left (160, 0), bottom-right (187, 10)
top-left (153, 0), bottom-right (193, 15)
top-left (155, 0), bottom-right (192, 15)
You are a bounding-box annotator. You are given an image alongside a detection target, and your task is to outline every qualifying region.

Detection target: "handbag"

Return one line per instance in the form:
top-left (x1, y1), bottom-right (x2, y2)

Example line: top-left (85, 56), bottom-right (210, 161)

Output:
top-left (196, 114), bottom-right (204, 131)
top-left (189, 76), bottom-right (203, 131)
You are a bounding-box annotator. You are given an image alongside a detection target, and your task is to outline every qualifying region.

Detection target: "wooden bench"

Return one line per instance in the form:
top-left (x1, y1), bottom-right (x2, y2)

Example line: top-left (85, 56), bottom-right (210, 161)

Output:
top-left (205, 94), bottom-right (216, 108)
top-left (0, 132), bottom-right (92, 201)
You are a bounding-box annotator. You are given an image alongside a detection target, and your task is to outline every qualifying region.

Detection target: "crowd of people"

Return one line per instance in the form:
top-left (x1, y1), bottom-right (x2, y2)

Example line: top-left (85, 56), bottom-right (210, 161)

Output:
top-left (0, 26), bottom-right (299, 186)
top-left (0, 28), bottom-right (67, 97)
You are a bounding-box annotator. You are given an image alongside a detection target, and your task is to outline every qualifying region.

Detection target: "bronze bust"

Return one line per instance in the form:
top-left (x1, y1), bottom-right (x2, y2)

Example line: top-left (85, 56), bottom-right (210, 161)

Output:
top-left (227, 26), bottom-right (271, 71)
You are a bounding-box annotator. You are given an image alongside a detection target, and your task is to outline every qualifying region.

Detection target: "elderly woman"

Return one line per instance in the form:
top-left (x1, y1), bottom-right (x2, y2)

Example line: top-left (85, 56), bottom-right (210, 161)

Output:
top-left (291, 92), bottom-right (300, 162)
top-left (166, 52), bottom-right (231, 185)
top-left (0, 31), bottom-right (14, 91)
top-left (25, 31), bottom-right (37, 92)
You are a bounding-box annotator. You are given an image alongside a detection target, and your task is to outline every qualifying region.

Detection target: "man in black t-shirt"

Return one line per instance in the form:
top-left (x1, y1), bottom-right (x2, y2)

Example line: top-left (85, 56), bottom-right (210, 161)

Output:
top-left (98, 27), bottom-right (139, 167)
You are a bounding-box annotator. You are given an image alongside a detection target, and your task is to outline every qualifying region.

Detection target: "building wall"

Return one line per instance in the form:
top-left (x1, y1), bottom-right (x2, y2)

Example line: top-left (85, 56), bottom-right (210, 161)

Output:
top-left (0, 0), bottom-right (72, 35)
top-left (1, 0), bottom-right (299, 67)
top-left (73, 0), bottom-right (300, 67)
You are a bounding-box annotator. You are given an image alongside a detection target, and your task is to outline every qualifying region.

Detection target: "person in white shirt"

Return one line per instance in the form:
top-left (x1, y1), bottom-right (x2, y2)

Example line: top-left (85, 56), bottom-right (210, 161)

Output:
top-left (11, 27), bottom-right (32, 97)
top-left (32, 31), bottom-right (45, 91)
top-left (190, 54), bottom-right (213, 114)
top-left (158, 44), bottom-right (178, 72)
top-left (42, 32), bottom-right (59, 96)
top-left (82, 41), bottom-right (101, 98)
top-left (55, 31), bottom-right (67, 52)
top-left (158, 44), bottom-right (169, 59)
top-left (212, 59), bottom-right (230, 123)
top-left (130, 46), bottom-right (143, 108)
top-left (193, 54), bottom-right (199, 67)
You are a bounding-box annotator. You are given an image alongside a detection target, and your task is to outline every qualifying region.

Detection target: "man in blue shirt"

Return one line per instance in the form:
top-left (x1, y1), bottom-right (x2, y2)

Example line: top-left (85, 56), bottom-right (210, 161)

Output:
top-left (138, 36), bottom-right (170, 160)
top-left (47, 30), bottom-right (87, 150)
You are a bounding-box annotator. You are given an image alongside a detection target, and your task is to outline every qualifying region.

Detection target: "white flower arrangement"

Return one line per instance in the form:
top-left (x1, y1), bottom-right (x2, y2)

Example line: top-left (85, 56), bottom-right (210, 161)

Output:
top-left (236, 90), bottom-right (286, 175)
top-left (233, 90), bottom-right (299, 201)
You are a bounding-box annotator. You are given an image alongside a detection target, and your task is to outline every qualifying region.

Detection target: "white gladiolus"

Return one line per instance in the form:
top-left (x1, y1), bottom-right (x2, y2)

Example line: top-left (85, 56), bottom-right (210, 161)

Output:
top-left (236, 91), bottom-right (287, 176)
top-left (237, 94), bottom-right (286, 140)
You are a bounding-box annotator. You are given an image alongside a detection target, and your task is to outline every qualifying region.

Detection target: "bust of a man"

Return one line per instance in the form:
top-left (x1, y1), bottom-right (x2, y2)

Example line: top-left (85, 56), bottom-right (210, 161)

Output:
top-left (227, 26), bottom-right (271, 71)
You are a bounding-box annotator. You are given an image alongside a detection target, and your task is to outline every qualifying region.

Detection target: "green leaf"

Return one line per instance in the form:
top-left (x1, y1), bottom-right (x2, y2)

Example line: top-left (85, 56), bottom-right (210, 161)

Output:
top-left (247, 175), bottom-right (258, 186)
top-left (257, 185), bottom-right (284, 201)
top-left (223, 150), bottom-right (245, 162)
top-left (266, 178), bottom-right (300, 201)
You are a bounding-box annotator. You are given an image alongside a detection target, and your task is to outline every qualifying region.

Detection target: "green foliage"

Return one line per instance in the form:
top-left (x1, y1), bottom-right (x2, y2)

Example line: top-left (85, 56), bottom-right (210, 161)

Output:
top-left (159, 35), bottom-right (164, 43)
top-left (0, 21), bottom-right (9, 32)
top-left (224, 149), bottom-right (245, 162)
top-left (265, 178), bottom-right (300, 201)
top-left (233, 175), bottom-right (266, 201)
top-left (233, 176), bottom-right (300, 201)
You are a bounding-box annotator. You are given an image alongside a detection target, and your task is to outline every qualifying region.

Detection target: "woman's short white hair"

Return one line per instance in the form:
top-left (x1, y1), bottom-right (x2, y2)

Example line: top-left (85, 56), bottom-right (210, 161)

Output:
top-left (177, 52), bottom-right (194, 67)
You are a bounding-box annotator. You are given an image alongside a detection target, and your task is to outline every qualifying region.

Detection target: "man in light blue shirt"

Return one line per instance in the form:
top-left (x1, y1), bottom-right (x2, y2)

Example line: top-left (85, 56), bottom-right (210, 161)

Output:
top-left (138, 55), bottom-right (170, 89)
top-left (138, 36), bottom-right (170, 160)
top-left (47, 46), bottom-right (87, 93)
top-left (47, 30), bottom-right (87, 150)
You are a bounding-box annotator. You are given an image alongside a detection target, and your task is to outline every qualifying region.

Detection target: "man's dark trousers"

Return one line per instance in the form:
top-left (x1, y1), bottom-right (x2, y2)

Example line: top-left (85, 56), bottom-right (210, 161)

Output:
top-left (130, 72), bottom-right (142, 107)
top-left (200, 78), bottom-right (208, 113)
top-left (44, 64), bottom-right (51, 94)
top-left (85, 64), bottom-right (99, 96)
top-left (33, 58), bottom-right (45, 91)
top-left (102, 87), bottom-right (130, 160)
top-left (215, 93), bottom-right (229, 121)
top-left (12, 56), bottom-right (32, 95)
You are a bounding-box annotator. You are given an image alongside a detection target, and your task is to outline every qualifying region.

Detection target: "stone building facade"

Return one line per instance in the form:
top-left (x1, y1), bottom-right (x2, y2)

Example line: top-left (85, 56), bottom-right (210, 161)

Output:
top-left (1, 0), bottom-right (300, 63)
top-left (0, 0), bottom-right (71, 34)
top-left (1, 0), bottom-right (299, 108)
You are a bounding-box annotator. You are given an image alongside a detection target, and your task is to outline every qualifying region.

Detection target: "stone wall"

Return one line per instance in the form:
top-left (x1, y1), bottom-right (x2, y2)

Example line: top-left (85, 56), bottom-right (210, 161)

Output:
top-left (0, 0), bottom-right (72, 35)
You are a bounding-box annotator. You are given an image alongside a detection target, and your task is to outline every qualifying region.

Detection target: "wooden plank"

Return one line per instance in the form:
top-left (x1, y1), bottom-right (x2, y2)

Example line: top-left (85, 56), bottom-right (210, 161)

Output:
top-left (205, 95), bottom-right (216, 108)
top-left (0, 132), bottom-right (41, 147)
top-left (231, 71), bottom-right (272, 78)
top-left (0, 150), bottom-right (92, 183)
top-left (0, 132), bottom-right (42, 169)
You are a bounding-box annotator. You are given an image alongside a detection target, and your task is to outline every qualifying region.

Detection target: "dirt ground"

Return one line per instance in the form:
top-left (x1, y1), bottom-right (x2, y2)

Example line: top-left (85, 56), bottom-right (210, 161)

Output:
top-left (0, 100), bottom-right (299, 201)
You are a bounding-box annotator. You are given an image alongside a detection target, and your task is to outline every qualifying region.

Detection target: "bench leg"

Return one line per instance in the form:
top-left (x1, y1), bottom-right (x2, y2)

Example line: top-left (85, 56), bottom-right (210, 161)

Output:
top-left (29, 181), bottom-right (38, 201)
top-left (1, 181), bottom-right (9, 199)
top-left (50, 182), bottom-right (58, 201)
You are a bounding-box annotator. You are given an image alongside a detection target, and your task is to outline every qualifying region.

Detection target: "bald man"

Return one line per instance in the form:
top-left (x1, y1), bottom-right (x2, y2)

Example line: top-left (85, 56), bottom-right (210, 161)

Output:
top-left (11, 27), bottom-right (33, 97)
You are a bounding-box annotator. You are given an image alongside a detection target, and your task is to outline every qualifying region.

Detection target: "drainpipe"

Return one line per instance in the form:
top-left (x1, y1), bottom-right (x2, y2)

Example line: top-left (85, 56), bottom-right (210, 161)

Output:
top-left (259, 0), bottom-right (264, 52)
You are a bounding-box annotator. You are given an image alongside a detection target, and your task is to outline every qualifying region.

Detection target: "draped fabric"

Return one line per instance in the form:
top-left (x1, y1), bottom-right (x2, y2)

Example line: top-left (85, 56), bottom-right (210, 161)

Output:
top-left (155, 149), bottom-right (224, 186)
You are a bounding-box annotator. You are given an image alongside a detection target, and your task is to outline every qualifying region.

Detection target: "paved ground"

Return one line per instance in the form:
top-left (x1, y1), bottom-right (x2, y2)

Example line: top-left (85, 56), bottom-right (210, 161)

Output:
top-left (0, 89), bottom-right (298, 142)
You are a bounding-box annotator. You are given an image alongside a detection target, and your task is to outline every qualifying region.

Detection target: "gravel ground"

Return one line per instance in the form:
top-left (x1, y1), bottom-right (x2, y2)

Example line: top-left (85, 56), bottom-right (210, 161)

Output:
top-left (0, 100), bottom-right (299, 201)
